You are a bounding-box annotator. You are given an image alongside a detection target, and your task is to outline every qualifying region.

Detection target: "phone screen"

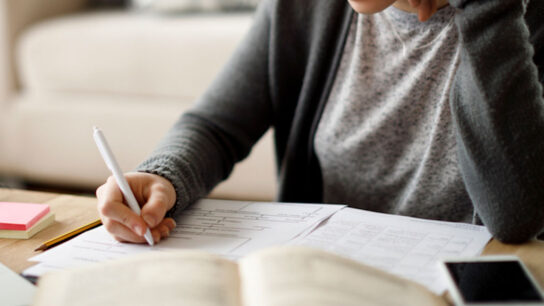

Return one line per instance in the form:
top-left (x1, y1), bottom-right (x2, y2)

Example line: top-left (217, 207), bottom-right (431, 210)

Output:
top-left (445, 260), bottom-right (544, 303)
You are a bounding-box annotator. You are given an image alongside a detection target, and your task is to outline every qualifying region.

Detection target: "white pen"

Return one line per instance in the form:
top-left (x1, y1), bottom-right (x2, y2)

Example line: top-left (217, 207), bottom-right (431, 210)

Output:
top-left (93, 126), bottom-right (154, 246)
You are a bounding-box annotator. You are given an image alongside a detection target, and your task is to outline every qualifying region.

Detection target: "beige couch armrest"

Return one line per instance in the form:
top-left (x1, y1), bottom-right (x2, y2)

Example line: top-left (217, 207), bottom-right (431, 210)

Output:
top-left (0, 0), bottom-right (90, 103)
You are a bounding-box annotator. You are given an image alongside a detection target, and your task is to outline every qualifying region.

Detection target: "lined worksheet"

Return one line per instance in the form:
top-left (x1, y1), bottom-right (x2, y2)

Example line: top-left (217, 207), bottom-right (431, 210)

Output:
top-left (162, 199), bottom-right (345, 256)
top-left (290, 208), bottom-right (492, 294)
top-left (26, 199), bottom-right (344, 275)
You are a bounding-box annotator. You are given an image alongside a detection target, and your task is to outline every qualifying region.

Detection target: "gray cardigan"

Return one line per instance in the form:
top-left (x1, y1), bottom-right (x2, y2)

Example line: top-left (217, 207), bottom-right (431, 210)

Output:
top-left (138, 0), bottom-right (544, 243)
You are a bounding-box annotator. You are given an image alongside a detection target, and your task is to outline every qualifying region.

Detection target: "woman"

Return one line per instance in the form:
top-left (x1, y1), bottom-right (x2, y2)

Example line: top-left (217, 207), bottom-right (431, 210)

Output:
top-left (96, 0), bottom-right (544, 244)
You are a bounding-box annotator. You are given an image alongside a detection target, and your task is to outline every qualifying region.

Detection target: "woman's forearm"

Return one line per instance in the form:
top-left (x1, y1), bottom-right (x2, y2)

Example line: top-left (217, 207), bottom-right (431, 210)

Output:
top-left (450, 0), bottom-right (544, 242)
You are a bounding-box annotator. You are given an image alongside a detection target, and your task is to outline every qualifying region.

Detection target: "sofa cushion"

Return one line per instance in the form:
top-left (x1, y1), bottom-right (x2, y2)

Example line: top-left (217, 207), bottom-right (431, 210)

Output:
top-left (17, 11), bottom-right (252, 101)
top-left (131, 0), bottom-right (260, 12)
top-left (1, 92), bottom-right (276, 200)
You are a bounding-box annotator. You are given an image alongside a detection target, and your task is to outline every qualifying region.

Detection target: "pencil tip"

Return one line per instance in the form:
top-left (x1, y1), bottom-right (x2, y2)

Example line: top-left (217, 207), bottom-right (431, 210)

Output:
top-left (34, 245), bottom-right (46, 251)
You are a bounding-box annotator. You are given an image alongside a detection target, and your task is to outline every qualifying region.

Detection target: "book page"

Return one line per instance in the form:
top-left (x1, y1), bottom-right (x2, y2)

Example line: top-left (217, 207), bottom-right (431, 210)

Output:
top-left (239, 246), bottom-right (446, 306)
top-left (34, 251), bottom-right (242, 306)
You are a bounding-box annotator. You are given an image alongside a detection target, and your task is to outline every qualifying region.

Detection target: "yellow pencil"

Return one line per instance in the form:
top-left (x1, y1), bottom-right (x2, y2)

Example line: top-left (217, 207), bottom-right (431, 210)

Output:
top-left (34, 219), bottom-right (102, 251)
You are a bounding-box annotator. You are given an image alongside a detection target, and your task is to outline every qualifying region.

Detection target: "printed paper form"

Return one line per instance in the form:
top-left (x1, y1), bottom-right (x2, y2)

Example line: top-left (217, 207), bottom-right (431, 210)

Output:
top-left (163, 199), bottom-right (345, 256)
top-left (26, 199), bottom-right (345, 274)
top-left (291, 208), bottom-right (492, 294)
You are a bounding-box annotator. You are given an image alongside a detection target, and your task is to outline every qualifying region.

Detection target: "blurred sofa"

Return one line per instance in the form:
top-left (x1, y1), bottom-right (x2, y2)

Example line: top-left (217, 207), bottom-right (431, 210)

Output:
top-left (0, 0), bottom-right (276, 200)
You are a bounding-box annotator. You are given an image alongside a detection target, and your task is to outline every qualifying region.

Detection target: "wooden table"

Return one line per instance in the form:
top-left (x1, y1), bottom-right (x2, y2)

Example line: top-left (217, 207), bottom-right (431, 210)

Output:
top-left (1, 188), bottom-right (543, 302)
top-left (482, 237), bottom-right (544, 291)
top-left (0, 188), bottom-right (99, 273)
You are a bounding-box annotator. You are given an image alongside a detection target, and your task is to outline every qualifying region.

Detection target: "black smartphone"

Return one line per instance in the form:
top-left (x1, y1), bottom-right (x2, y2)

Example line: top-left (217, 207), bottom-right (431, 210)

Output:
top-left (440, 256), bottom-right (544, 306)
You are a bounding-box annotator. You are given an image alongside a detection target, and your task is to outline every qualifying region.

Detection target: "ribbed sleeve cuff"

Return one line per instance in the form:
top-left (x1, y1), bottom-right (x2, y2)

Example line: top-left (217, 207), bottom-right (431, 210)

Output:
top-left (136, 155), bottom-right (205, 219)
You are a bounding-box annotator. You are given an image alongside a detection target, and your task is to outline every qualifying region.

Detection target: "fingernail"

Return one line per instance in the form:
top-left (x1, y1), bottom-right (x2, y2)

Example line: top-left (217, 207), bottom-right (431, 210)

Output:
top-left (133, 225), bottom-right (144, 236)
top-left (153, 232), bottom-right (161, 243)
top-left (143, 215), bottom-right (155, 227)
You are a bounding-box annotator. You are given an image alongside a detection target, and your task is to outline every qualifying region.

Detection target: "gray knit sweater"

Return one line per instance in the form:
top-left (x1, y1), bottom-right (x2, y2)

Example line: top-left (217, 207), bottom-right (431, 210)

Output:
top-left (138, 0), bottom-right (544, 243)
top-left (315, 6), bottom-right (468, 221)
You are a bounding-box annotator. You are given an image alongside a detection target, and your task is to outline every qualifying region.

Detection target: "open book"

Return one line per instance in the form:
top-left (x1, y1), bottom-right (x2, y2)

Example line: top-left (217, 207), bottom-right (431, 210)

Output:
top-left (33, 246), bottom-right (446, 306)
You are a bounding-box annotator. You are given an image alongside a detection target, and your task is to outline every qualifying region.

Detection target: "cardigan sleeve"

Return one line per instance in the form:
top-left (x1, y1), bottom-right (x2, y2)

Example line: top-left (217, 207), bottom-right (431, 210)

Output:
top-left (137, 0), bottom-right (274, 216)
top-left (449, 0), bottom-right (544, 242)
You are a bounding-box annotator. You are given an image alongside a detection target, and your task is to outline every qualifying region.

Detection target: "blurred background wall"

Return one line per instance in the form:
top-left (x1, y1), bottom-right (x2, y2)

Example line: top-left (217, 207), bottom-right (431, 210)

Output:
top-left (0, 0), bottom-right (276, 200)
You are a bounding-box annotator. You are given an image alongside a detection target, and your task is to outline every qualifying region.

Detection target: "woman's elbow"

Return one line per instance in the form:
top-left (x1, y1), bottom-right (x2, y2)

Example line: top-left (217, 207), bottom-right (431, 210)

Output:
top-left (487, 221), bottom-right (544, 244)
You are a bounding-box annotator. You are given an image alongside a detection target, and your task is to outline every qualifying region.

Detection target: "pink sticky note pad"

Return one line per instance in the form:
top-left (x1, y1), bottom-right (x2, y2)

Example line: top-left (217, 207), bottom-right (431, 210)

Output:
top-left (0, 202), bottom-right (50, 230)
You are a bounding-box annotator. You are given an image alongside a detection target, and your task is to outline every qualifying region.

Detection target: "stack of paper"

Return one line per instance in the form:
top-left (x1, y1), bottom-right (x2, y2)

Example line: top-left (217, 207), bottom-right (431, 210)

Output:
top-left (23, 200), bottom-right (492, 294)
top-left (0, 202), bottom-right (55, 239)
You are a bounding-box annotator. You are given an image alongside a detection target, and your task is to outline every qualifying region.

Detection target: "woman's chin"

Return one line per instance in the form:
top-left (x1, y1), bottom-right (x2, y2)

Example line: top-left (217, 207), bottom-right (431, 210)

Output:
top-left (347, 0), bottom-right (396, 14)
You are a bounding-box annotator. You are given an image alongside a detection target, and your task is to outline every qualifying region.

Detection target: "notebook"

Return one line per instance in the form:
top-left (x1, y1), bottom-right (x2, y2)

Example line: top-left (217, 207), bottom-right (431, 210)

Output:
top-left (0, 262), bottom-right (35, 306)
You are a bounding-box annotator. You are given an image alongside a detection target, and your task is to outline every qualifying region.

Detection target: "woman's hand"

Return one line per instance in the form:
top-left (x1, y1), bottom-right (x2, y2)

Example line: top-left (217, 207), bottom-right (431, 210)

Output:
top-left (96, 172), bottom-right (177, 244)
top-left (408, 0), bottom-right (449, 21)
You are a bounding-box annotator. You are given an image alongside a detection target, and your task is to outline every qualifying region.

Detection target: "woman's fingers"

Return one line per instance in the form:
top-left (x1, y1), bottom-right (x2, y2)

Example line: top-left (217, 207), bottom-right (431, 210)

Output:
top-left (140, 183), bottom-right (175, 228)
top-left (96, 172), bottom-right (177, 244)
top-left (417, 0), bottom-right (432, 21)
top-left (417, 0), bottom-right (444, 22)
top-left (98, 198), bottom-right (148, 236)
top-left (97, 176), bottom-right (148, 237)
top-left (101, 215), bottom-right (177, 244)
top-left (149, 218), bottom-right (177, 243)
top-left (96, 176), bottom-right (122, 205)
top-left (408, 0), bottom-right (421, 8)
top-left (430, 0), bottom-right (438, 19)
top-left (102, 218), bottom-right (147, 243)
